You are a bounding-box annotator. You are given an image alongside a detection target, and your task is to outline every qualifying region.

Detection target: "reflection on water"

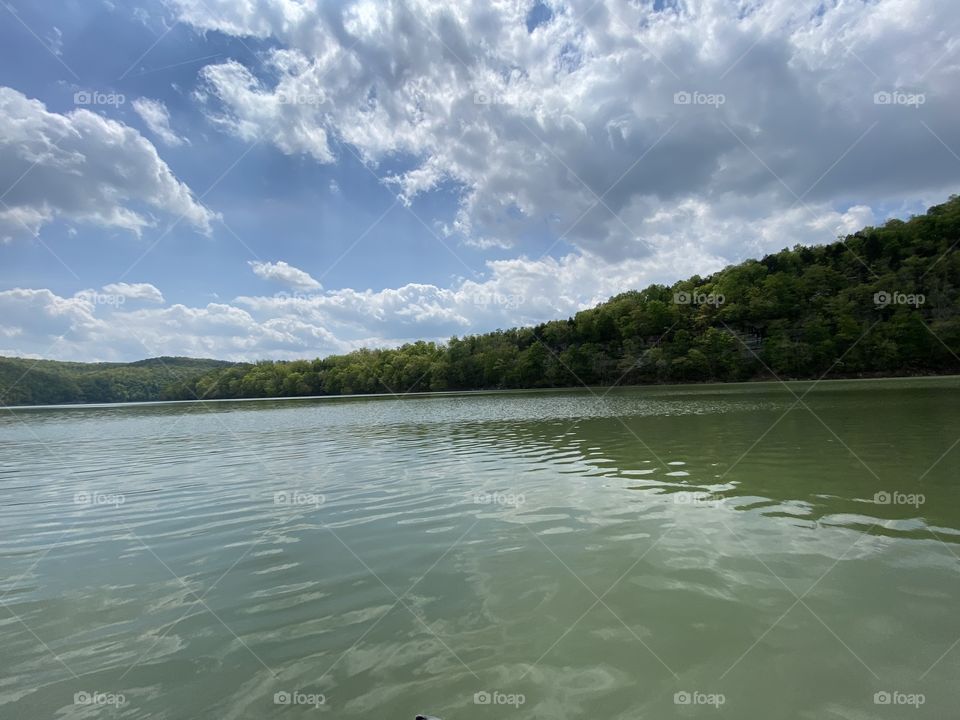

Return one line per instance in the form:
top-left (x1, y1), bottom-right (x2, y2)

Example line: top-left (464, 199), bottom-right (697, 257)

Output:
top-left (1, 377), bottom-right (959, 717)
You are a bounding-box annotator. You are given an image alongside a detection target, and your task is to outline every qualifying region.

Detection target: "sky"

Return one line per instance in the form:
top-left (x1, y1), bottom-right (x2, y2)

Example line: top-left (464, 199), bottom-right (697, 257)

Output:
top-left (0, 0), bottom-right (958, 362)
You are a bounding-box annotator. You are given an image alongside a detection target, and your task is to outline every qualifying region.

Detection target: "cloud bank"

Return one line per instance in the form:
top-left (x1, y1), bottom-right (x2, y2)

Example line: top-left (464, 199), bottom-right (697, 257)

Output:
top-left (4, 0), bottom-right (960, 361)
top-left (0, 88), bottom-right (216, 241)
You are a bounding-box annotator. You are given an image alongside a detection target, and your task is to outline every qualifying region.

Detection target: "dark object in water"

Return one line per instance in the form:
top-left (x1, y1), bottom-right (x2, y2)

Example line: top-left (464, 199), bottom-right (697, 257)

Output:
top-left (415, 716), bottom-right (441, 720)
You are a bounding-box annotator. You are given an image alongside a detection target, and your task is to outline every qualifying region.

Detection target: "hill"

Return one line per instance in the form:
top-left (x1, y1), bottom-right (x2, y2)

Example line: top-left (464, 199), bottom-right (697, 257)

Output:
top-left (0, 356), bottom-right (234, 406)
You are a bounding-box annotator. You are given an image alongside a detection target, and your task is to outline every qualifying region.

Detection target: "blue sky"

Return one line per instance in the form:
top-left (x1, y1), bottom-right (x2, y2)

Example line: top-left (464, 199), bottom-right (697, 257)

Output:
top-left (0, 2), bottom-right (495, 298)
top-left (1, 0), bottom-right (958, 361)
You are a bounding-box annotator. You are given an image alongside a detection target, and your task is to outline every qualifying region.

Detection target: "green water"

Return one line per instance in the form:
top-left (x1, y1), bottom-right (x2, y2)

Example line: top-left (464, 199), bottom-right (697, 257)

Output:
top-left (2, 377), bottom-right (959, 718)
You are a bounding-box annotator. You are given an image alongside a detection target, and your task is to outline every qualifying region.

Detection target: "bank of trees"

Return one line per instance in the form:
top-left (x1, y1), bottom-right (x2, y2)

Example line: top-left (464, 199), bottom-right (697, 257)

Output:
top-left (0, 357), bottom-right (232, 406)
top-left (168, 195), bottom-right (960, 400)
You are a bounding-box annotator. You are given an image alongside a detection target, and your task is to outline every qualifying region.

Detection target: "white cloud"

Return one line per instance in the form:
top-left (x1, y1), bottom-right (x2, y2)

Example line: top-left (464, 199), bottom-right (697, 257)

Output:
top-left (196, 59), bottom-right (335, 162)
top-left (0, 289), bottom-right (104, 346)
top-left (132, 97), bottom-right (188, 147)
top-left (0, 87), bottom-right (217, 241)
top-left (175, 0), bottom-right (960, 268)
top-left (101, 282), bottom-right (165, 303)
top-left (46, 26), bottom-right (63, 57)
top-left (248, 260), bottom-right (323, 291)
top-left (0, 287), bottom-right (346, 362)
top-left (4, 2), bottom-right (958, 363)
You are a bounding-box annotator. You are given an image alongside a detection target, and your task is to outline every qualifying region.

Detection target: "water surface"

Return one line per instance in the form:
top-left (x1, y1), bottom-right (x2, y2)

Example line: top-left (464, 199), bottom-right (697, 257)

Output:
top-left (2, 378), bottom-right (959, 718)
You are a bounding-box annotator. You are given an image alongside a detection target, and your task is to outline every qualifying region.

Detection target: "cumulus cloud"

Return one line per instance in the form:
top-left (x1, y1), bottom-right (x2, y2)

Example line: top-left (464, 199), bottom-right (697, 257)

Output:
top-left (175, 0), bottom-right (960, 266)
top-left (131, 97), bottom-right (188, 146)
top-left (0, 288), bottom-right (102, 343)
top-left (101, 282), bottom-right (165, 303)
top-left (0, 287), bottom-right (351, 362)
top-left (248, 260), bottom-right (323, 291)
top-left (0, 87), bottom-right (217, 242)
top-left (4, 1), bottom-right (959, 362)
top-left (197, 59), bottom-right (335, 162)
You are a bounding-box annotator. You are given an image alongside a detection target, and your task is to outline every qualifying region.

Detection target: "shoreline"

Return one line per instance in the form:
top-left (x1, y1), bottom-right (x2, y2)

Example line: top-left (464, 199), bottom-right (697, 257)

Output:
top-left (6, 371), bottom-right (959, 411)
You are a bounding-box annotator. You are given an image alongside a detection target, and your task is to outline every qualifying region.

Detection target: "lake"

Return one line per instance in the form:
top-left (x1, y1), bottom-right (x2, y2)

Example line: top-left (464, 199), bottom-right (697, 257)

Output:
top-left (2, 377), bottom-right (959, 718)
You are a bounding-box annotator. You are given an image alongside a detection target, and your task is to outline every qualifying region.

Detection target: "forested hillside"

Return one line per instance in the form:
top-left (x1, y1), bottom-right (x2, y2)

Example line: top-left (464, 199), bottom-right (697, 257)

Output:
top-left (0, 357), bottom-right (233, 406)
top-left (4, 196), bottom-right (959, 405)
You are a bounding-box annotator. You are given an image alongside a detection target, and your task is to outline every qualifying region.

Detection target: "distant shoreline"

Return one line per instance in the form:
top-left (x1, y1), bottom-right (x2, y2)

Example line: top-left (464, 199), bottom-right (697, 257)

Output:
top-left (7, 371), bottom-right (958, 411)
